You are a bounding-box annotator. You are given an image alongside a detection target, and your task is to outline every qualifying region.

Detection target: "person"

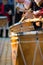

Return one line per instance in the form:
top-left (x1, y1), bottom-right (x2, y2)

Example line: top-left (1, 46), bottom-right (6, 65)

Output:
top-left (0, 3), bottom-right (4, 16)
top-left (30, 0), bottom-right (43, 30)
top-left (4, 5), bottom-right (13, 26)
top-left (24, 0), bottom-right (31, 10)
top-left (8, 8), bottom-right (13, 26)
top-left (15, 2), bottom-right (24, 23)
top-left (15, 0), bottom-right (31, 23)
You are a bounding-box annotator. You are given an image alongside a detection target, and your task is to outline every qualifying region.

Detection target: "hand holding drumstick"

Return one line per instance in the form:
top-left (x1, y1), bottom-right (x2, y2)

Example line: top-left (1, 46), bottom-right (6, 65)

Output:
top-left (19, 8), bottom-right (32, 22)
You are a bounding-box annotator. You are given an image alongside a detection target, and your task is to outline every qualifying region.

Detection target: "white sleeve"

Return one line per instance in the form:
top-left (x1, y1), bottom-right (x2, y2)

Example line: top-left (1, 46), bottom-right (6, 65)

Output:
top-left (33, 11), bottom-right (39, 14)
top-left (16, 3), bottom-right (20, 8)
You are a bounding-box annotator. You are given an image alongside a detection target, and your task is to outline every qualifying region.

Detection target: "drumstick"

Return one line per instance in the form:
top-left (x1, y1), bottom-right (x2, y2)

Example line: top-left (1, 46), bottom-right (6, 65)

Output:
top-left (19, 8), bottom-right (32, 22)
top-left (24, 18), bottom-right (43, 22)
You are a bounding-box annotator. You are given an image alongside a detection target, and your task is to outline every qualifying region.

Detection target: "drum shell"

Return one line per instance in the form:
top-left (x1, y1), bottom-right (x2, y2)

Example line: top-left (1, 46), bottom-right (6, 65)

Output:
top-left (10, 36), bottom-right (19, 65)
top-left (10, 31), bottom-right (43, 65)
top-left (0, 16), bottom-right (8, 27)
top-left (17, 31), bottom-right (43, 65)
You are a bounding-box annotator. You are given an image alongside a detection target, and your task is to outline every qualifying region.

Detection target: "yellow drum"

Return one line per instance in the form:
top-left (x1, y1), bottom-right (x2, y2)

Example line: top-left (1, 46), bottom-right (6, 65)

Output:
top-left (9, 31), bottom-right (43, 65)
top-left (9, 32), bottom-right (19, 65)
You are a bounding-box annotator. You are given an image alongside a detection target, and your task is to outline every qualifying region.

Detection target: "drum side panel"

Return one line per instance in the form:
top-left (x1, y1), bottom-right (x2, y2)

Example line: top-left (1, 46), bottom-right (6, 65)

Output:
top-left (35, 43), bottom-right (43, 65)
top-left (40, 43), bottom-right (43, 55)
top-left (10, 32), bottom-right (43, 65)
top-left (0, 18), bottom-right (8, 27)
top-left (19, 35), bottom-right (36, 41)
top-left (16, 47), bottom-right (24, 65)
top-left (19, 43), bottom-right (36, 65)
top-left (17, 34), bottom-right (43, 65)
top-left (38, 34), bottom-right (43, 41)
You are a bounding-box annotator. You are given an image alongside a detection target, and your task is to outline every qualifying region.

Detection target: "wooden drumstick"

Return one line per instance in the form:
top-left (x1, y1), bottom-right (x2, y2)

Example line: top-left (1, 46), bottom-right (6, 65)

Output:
top-left (24, 18), bottom-right (43, 22)
top-left (19, 8), bottom-right (32, 22)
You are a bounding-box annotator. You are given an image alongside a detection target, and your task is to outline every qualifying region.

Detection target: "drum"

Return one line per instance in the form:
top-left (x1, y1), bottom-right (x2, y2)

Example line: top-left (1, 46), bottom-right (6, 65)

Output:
top-left (9, 31), bottom-right (43, 65)
top-left (9, 32), bottom-right (19, 65)
top-left (10, 17), bottom-right (43, 33)
top-left (0, 16), bottom-right (8, 27)
top-left (10, 22), bottom-right (34, 33)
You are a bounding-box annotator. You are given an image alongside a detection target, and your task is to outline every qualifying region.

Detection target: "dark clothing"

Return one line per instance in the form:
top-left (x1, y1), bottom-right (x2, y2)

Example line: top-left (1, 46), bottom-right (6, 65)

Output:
top-left (4, 4), bottom-right (14, 16)
top-left (31, 1), bottom-right (43, 30)
top-left (4, 5), bottom-right (14, 26)
top-left (15, 11), bottom-right (23, 23)
top-left (33, 22), bottom-right (42, 30)
top-left (0, 29), bottom-right (3, 37)
top-left (31, 1), bottom-right (43, 11)
top-left (8, 15), bottom-right (12, 26)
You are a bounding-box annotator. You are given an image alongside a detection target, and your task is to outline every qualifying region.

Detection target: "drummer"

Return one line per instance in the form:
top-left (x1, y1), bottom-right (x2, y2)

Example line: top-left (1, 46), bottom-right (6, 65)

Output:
top-left (30, 0), bottom-right (43, 30)
top-left (20, 0), bottom-right (43, 30)
top-left (15, 0), bottom-right (31, 23)
top-left (15, 0), bottom-right (24, 23)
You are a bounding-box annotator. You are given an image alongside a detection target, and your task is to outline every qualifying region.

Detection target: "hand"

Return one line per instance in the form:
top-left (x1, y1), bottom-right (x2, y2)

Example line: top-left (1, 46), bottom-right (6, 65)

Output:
top-left (8, 10), bottom-right (12, 15)
top-left (39, 16), bottom-right (42, 19)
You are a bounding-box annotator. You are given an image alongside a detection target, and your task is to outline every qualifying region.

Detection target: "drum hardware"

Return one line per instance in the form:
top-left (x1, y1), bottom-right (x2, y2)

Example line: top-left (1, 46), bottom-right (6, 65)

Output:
top-left (33, 41), bottom-right (43, 65)
top-left (20, 25), bottom-right (23, 27)
top-left (32, 40), bottom-right (39, 65)
top-left (32, 31), bottom-right (43, 65)
top-left (36, 31), bottom-right (39, 40)
top-left (18, 38), bottom-right (27, 65)
top-left (17, 32), bottom-right (24, 35)
top-left (17, 31), bottom-right (43, 35)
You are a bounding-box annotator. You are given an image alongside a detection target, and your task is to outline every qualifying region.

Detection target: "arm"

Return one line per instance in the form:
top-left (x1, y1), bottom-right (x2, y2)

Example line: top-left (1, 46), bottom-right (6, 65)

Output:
top-left (33, 9), bottom-right (43, 18)
top-left (33, 10), bottom-right (42, 18)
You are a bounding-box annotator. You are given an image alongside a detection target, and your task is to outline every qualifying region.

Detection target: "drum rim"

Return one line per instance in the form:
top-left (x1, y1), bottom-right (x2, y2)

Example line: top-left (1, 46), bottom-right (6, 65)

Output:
top-left (9, 31), bottom-right (43, 37)
top-left (9, 18), bottom-right (43, 29)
